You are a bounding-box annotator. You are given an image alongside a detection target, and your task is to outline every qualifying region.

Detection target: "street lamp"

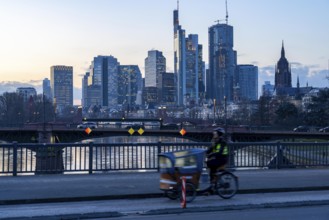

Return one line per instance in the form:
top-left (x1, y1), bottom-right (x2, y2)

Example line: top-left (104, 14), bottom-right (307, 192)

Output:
top-left (224, 96), bottom-right (227, 134)
top-left (43, 93), bottom-right (46, 134)
top-left (213, 99), bottom-right (216, 124)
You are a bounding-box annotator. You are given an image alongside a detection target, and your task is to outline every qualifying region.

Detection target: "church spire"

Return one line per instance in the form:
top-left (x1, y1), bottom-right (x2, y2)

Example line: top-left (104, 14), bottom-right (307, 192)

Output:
top-left (281, 40), bottom-right (285, 58)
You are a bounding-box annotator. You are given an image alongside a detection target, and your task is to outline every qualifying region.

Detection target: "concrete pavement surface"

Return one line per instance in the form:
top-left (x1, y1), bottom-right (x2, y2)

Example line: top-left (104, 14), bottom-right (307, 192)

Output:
top-left (1, 168), bottom-right (329, 205)
top-left (0, 168), bottom-right (329, 219)
top-left (1, 190), bottom-right (329, 219)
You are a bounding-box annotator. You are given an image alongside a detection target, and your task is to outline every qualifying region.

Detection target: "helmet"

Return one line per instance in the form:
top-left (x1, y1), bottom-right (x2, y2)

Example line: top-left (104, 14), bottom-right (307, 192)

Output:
top-left (213, 127), bottom-right (225, 136)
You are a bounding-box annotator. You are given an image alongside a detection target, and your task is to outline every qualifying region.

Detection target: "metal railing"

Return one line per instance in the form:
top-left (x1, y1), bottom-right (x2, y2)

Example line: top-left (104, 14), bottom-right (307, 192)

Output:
top-left (1, 142), bottom-right (329, 176)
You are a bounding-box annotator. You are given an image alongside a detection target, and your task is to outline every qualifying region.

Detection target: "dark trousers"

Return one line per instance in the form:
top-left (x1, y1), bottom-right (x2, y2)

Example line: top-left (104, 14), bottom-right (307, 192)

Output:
top-left (206, 156), bottom-right (228, 183)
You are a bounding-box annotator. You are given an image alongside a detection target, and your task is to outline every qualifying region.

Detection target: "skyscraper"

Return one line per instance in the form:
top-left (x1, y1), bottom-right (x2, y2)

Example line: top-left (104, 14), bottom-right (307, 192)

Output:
top-left (82, 72), bottom-right (101, 108)
top-left (50, 65), bottom-right (73, 113)
top-left (118, 65), bottom-right (142, 108)
top-left (208, 22), bottom-right (237, 103)
top-left (42, 78), bottom-right (52, 101)
top-left (173, 4), bottom-right (204, 106)
top-left (185, 34), bottom-right (204, 105)
top-left (144, 50), bottom-right (166, 88)
top-left (158, 72), bottom-right (176, 106)
top-left (173, 4), bottom-right (186, 106)
top-left (144, 50), bottom-right (166, 106)
top-left (90, 55), bottom-right (119, 108)
top-left (235, 65), bottom-right (258, 101)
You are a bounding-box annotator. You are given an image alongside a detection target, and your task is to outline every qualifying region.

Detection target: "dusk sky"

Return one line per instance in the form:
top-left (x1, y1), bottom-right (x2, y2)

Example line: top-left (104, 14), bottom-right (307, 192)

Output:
top-left (0, 0), bottom-right (328, 103)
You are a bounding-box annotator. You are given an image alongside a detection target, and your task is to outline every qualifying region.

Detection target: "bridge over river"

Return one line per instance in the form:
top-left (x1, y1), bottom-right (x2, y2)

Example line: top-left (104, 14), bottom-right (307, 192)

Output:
top-left (1, 123), bottom-right (329, 143)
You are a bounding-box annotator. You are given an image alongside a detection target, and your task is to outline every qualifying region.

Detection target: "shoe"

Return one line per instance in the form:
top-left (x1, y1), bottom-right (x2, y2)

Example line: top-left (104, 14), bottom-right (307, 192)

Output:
top-left (202, 189), bottom-right (215, 196)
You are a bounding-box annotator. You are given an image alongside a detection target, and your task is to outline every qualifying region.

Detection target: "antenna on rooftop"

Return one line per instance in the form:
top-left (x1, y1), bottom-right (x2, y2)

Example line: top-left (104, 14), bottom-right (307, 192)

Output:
top-left (225, 0), bottom-right (229, 24)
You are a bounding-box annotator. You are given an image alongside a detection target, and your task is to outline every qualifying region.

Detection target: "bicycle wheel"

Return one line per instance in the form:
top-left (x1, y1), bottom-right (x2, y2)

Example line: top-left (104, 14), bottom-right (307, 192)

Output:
top-left (216, 172), bottom-right (238, 199)
top-left (180, 182), bottom-right (197, 203)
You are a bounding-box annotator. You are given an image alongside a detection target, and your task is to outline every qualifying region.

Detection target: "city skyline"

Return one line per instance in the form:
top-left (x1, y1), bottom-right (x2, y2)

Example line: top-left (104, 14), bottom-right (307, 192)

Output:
top-left (0, 0), bottom-right (328, 104)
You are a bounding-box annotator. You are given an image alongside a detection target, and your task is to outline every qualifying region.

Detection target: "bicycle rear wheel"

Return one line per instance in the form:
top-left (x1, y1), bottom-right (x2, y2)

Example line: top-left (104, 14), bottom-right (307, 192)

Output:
top-left (216, 171), bottom-right (238, 199)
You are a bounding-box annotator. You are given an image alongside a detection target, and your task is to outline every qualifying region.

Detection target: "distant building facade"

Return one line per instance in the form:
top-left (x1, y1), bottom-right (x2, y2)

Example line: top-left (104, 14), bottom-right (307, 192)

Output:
top-left (235, 65), bottom-right (258, 101)
top-left (208, 22), bottom-right (237, 104)
top-left (173, 6), bottom-right (204, 106)
top-left (145, 50), bottom-right (166, 88)
top-left (118, 65), bottom-right (142, 108)
top-left (158, 72), bottom-right (176, 106)
top-left (42, 78), bottom-right (52, 101)
top-left (50, 65), bottom-right (73, 113)
top-left (185, 34), bottom-right (204, 105)
top-left (16, 87), bottom-right (37, 102)
top-left (262, 81), bottom-right (275, 97)
top-left (90, 55), bottom-right (119, 108)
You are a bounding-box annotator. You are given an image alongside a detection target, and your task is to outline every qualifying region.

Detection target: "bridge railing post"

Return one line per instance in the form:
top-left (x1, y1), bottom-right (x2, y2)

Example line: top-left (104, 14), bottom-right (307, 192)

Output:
top-left (89, 142), bottom-right (94, 174)
top-left (276, 142), bottom-right (282, 169)
top-left (157, 141), bottom-right (162, 172)
top-left (13, 141), bottom-right (18, 176)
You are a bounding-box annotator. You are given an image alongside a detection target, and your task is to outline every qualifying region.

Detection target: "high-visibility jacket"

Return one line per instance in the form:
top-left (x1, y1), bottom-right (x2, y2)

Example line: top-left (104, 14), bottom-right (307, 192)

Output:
top-left (212, 143), bottom-right (228, 155)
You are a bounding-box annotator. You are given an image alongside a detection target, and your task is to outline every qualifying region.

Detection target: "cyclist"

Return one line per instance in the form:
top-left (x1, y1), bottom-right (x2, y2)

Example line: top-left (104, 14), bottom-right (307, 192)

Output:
top-left (206, 127), bottom-right (228, 193)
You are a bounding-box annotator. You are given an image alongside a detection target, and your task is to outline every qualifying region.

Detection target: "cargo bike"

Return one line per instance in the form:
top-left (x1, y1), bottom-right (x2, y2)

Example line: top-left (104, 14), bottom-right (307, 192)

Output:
top-left (158, 148), bottom-right (238, 203)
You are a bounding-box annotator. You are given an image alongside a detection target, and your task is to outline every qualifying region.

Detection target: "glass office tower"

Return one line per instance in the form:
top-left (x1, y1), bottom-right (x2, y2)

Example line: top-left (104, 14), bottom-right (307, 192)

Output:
top-left (50, 65), bottom-right (73, 113)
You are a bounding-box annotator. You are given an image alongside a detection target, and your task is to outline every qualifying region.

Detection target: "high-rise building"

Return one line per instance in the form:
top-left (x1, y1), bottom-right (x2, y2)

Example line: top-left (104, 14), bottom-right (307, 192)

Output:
top-left (208, 22), bottom-right (237, 104)
top-left (275, 42), bottom-right (292, 95)
top-left (173, 4), bottom-right (204, 106)
top-left (185, 34), bottom-right (204, 105)
top-left (42, 78), bottom-right (52, 101)
top-left (235, 65), bottom-right (258, 101)
top-left (50, 65), bottom-right (73, 113)
top-left (145, 50), bottom-right (166, 88)
top-left (16, 87), bottom-right (37, 102)
top-left (142, 87), bottom-right (158, 108)
top-left (158, 72), bottom-right (176, 106)
top-left (82, 72), bottom-right (102, 108)
top-left (118, 65), bottom-right (142, 108)
top-left (89, 56), bottom-right (119, 108)
top-left (81, 72), bottom-right (89, 107)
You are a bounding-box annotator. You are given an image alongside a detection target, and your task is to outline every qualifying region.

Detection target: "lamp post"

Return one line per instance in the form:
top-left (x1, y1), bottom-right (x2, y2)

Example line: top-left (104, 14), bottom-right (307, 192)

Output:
top-left (224, 96), bottom-right (227, 134)
top-left (43, 93), bottom-right (46, 135)
top-left (213, 99), bottom-right (216, 124)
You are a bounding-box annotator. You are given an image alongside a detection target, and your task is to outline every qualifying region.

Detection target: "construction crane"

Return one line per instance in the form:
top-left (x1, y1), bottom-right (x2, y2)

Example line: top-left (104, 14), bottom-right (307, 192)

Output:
top-left (215, 0), bottom-right (229, 25)
top-left (214, 19), bottom-right (226, 24)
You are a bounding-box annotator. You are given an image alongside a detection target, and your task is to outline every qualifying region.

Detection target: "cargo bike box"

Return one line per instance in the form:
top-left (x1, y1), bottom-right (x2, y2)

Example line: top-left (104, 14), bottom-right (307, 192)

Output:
top-left (158, 148), bottom-right (238, 202)
top-left (158, 148), bottom-right (205, 201)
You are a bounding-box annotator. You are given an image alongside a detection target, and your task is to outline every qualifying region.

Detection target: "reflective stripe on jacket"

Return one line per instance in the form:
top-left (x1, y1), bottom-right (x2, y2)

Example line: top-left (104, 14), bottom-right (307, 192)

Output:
top-left (212, 143), bottom-right (228, 155)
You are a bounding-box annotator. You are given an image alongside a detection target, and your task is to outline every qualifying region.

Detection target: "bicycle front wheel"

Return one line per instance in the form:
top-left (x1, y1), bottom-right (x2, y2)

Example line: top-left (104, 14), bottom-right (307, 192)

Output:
top-left (216, 172), bottom-right (238, 199)
top-left (164, 189), bottom-right (179, 200)
top-left (180, 182), bottom-right (197, 203)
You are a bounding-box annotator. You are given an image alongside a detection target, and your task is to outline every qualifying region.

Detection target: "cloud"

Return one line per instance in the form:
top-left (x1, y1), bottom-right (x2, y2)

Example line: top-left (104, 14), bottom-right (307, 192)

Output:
top-left (259, 65), bottom-right (275, 78)
top-left (0, 81), bottom-right (82, 104)
top-left (290, 63), bottom-right (328, 87)
top-left (0, 81), bottom-right (42, 94)
top-left (28, 80), bottom-right (43, 84)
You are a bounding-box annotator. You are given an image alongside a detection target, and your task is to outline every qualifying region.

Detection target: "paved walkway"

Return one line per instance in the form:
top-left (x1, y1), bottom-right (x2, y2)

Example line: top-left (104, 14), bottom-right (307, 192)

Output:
top-left (1, 168), bottom-right (329, 205)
